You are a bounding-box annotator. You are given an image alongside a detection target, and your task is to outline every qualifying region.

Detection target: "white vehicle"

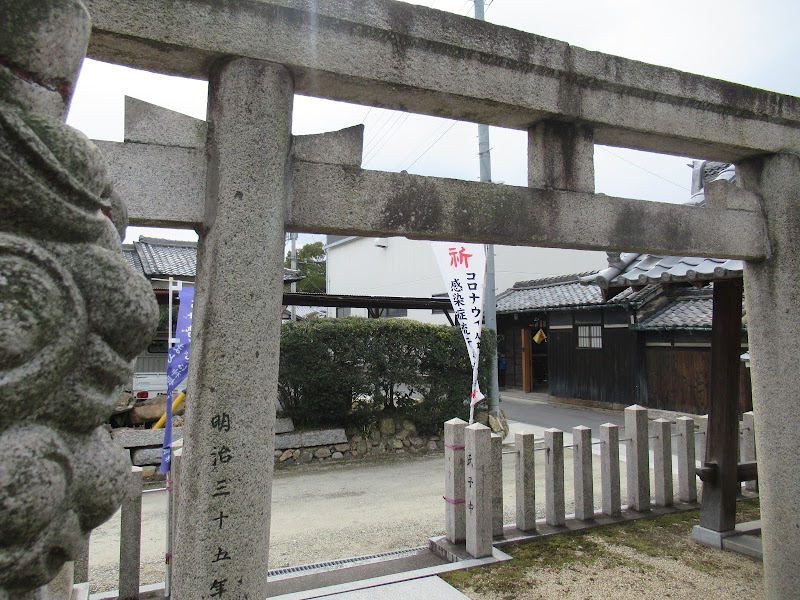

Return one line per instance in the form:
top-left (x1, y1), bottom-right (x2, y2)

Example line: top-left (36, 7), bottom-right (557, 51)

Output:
top-left (130, 371), bottom-right (168, 400)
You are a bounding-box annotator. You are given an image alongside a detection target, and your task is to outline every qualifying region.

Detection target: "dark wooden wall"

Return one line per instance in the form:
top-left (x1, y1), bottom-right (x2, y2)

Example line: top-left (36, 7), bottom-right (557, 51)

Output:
top-left (499, 311), bottom-right (752, 414)
top-left (547, 324), bottom-right (642, 406)
top-left (644, 347), bottom-right (752, 414)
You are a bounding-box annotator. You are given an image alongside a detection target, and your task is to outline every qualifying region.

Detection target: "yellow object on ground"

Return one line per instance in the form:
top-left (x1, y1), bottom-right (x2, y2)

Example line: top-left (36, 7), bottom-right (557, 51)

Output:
top-left (153, 392), bottom-right (186, 429)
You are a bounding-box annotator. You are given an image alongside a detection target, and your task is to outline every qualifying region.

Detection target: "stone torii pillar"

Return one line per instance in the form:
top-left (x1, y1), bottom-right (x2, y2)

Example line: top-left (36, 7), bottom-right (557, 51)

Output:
top-left (740, 153), bottom-right (800, 598)
top-left (171, 58), bottom-right (293, 599)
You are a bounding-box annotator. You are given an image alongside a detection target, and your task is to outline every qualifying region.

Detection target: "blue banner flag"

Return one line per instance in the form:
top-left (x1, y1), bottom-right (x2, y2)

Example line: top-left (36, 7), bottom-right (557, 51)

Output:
top-left (160, 285), bottom-right (194, 474)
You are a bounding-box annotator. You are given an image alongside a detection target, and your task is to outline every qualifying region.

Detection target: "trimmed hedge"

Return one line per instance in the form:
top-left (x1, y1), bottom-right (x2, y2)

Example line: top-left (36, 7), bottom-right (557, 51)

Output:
top-left (279, 318), bottom-right (495, 435)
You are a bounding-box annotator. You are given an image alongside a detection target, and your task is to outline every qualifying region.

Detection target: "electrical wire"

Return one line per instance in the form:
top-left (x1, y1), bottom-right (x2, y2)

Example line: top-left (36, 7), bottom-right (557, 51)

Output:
top-left (362, 110), bottom-right (402, 154)
top-left (598, 146), bottom-right (689, 191)
top-left (405, 120), bottom-right (459, 170)
top-left (363, 112), bottom-right (412, 165)
top-left (359, 106), bottom-right (373, 124)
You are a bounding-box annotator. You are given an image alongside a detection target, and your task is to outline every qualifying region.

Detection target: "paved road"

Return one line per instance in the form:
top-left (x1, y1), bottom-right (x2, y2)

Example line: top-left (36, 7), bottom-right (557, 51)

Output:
top-left (501, 392), bottom-right (625, 434)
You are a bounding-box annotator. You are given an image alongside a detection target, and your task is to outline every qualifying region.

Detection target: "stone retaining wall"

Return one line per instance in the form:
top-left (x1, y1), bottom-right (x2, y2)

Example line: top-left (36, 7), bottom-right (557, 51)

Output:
top-left (274, 416), bottom-right (442, 466)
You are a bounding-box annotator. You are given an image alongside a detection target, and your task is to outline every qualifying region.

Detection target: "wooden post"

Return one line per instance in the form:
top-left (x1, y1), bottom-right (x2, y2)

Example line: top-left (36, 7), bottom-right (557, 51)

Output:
top-left (698, 279), bottom-right (743, 532)
top-left (521, 327), bottom-right (533, 392)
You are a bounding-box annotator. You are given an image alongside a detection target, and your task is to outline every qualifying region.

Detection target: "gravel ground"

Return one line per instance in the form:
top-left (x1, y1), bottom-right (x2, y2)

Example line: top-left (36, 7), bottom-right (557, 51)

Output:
top-left (89, 451), bottom-right (570, 593)
top-left (88, 452), bottom-right (759, 598)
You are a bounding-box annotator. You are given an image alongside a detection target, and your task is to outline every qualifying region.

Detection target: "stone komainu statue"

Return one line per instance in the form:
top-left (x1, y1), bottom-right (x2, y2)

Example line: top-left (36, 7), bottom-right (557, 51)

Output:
top-left (0, 0), bottom-right (159, 596)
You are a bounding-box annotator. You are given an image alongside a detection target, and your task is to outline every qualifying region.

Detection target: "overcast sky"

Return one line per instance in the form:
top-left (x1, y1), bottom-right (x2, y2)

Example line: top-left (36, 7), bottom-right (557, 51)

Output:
top-left (65, 0), bottom-right (800, 247)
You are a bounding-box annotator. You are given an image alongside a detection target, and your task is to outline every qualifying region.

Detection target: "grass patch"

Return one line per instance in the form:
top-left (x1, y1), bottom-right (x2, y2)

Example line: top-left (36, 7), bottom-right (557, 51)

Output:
top-left (441, 499), bottom-right (761, 598)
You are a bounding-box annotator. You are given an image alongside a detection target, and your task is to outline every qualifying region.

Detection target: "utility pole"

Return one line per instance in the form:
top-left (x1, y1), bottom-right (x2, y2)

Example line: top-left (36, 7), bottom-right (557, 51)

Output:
top-left (474, 0), bottom-right (500, 418)
top-left (290, 232), bottom-right (297, 321)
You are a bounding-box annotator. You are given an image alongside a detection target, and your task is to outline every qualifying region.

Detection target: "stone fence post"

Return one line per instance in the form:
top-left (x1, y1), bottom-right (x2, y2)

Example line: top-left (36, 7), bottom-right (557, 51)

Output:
top-left (119, 466), bottom-right (143, 600)
top-left (465, 423), bottom-right (492, 558)
top-left (741, 411), bottom-right (757, 492)
top-left (573, 426), bottom-right (594, 521)
top-left (515, 431), bottom-right (536, 532)
top-left (625, 405), bottom-right (650, 511)
top-left (544, 428), bottom-right (565, 526)
top-left (491, 433), bottom-right (504, 537)
top-left (653, 419), bottom-right (673, 507)
top-left (444, 418), bottom-right (467, 544)
top-left (600, 423), bottom-right (621, 516)
top-left (676, 416), bottom-right (697, 503)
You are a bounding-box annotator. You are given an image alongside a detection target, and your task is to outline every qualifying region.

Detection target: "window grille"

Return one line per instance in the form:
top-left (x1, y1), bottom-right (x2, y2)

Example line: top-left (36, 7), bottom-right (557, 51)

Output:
top-left (577, 324), bottom-right (602, 348)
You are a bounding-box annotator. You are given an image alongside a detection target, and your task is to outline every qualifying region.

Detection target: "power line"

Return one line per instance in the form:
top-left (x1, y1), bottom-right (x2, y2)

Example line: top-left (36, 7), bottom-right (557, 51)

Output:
top-left (598, 146), bottom-right (689, 191)
top-left (359, 106), bottom-right (373, 124)
top-left (398, 119), bottom-right (452, 167)
top-left (363, 112), bottom-right (412, 165)
top-left (362, 110), bottom-right (401, 154)
top-left (406, 121), bottom-right (459, 170)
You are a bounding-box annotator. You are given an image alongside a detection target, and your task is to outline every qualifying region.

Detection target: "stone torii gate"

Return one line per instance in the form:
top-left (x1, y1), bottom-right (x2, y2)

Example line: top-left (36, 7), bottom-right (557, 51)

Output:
top-left (84, 1), bottom-right (800, 598)
top-left (4, 0), bottom-right (800, 597)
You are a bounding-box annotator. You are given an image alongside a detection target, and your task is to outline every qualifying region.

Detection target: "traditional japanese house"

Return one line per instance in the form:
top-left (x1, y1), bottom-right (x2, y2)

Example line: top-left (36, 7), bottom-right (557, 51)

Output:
top-left (496, 255), bottom-right (750, 414)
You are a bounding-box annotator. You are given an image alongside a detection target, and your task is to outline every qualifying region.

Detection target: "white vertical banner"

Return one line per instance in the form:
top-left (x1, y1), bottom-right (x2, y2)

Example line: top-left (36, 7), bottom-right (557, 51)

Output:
top-left (432, 241), bottom-right (487, 423)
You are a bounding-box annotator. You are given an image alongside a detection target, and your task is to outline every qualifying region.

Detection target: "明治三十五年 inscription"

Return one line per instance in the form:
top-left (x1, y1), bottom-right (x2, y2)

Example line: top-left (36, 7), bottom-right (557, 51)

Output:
top-left (208, 410), bottom-right (236, 594)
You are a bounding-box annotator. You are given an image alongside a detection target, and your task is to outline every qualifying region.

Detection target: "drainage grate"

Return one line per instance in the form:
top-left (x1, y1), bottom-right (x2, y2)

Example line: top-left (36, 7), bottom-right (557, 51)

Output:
top-left (267, 547), bottom-right (429, 579)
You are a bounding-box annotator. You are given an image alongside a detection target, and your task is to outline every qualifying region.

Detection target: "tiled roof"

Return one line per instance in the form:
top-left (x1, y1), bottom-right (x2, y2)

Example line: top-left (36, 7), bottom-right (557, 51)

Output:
top-left (121, 244), bottom-right (143, 273)
top-left (636, 295), bottom-right (713, 330)
top-left (496, 278), bottom-right (603, 313)
top-left (585, 255), bottom-right (743, 288)
top-left (497, 272), bottom-right (669, 314)
top-left (135, 237), bottom-right (196, 278)
top-left (123, 237), bottom-right (304, 283)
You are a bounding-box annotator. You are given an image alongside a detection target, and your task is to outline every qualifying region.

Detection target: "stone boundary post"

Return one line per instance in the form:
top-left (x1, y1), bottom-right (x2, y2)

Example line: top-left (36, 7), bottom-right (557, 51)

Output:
top-left (676, 416), bottom-right (697, 503)
top-left (119, 466), bottom-right (143, 600)
top-left (544, 428), bottom-right (565, 526)
top-left (600, 423), bottom-right (621, 516)
top-left (573, 426), bottom-right (594, 521)
top-left (465, 423), bottom-right (492, 558)
top-left (625, 405), bottom-right (650, 511)
top-left (653, 418), bottom-right (673, 507)
top-left (741, 411), bottom-right (757, 492)
top-left (491, 433), bottom-right (504, 537)
top-left (74, 535), bottom-right (90, 584)
top-left (515, 431), bottom-right (536, 532)
top-left (444, 418), bottom-right (467, 544)
top-left (172, 445), bottom-right (183, 552)
top-left (696, 414), bottom-right (708, 466)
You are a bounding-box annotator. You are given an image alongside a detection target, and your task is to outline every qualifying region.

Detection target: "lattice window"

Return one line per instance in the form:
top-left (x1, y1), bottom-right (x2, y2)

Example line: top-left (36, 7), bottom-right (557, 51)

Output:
top-left (577, 324), bottom-right (602, 349)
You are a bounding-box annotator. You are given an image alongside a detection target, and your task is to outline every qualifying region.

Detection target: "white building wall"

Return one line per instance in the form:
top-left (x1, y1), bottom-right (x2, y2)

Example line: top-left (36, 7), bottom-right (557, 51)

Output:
top-left (326, 236), bottom-right (606, 324)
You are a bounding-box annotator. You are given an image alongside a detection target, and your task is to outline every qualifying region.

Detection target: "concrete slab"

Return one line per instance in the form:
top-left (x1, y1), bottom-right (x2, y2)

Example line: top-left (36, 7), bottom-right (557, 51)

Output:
top-left (723, 534), bottom-right (762, 561)
top-left (316, 577), bottom-right (471, 599)
top-left (269, 547), bottom-right (511, 600)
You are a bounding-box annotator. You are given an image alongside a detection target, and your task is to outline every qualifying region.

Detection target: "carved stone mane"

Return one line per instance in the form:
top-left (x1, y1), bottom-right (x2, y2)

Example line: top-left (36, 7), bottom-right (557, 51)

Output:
top-left (0, 0), bottom-right (158, 596)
